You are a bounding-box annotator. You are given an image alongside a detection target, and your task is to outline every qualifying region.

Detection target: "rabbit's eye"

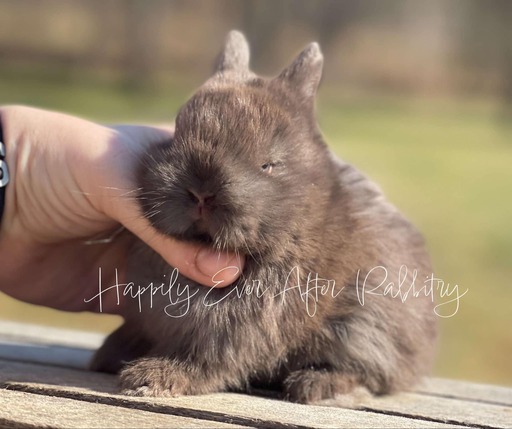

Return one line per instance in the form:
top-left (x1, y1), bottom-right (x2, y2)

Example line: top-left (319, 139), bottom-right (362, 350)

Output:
top-left (261, 162), bottom-right (274, 174)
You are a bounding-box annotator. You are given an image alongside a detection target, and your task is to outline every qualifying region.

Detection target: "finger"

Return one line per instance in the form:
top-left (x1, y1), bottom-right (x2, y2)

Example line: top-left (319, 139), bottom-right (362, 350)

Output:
top-left (120, 209), bottom-right (244, 287)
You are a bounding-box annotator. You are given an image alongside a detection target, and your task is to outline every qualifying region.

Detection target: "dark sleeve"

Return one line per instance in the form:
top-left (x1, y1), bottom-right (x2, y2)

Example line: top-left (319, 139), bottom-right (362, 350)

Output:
top-left (0, 117), bottom-right (6, 222)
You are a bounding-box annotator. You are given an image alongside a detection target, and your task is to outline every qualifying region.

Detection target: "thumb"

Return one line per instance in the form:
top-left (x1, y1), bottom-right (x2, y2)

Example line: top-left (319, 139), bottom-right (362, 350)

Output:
top-left (124, 209), bottom-right (244, 287)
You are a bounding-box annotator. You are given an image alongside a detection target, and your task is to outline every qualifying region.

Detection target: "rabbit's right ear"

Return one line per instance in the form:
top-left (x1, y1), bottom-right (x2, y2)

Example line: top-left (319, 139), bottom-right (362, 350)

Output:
top-left (214, 30), bottom-right (250, 75)
top-left (276, 43), bottom-right (323, 103)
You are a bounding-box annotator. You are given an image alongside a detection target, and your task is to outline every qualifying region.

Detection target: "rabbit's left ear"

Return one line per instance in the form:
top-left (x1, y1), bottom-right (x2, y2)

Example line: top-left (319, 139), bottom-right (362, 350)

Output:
top-left (276, 43), bottom-right (323, 101)
top-left (214, 30), bottom-right (250, 75)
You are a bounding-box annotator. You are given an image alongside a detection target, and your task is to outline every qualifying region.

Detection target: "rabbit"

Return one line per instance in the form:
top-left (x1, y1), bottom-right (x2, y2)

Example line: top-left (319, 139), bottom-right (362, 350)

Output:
top-left (90, 30), bottom-right (437, 404)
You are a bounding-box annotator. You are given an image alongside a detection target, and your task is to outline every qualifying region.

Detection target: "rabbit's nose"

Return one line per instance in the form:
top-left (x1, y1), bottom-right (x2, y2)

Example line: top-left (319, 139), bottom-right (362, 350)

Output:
top-left (187, 188), bottom-right (216, 217)
top-left (188, 189), bottom-right (216, 205)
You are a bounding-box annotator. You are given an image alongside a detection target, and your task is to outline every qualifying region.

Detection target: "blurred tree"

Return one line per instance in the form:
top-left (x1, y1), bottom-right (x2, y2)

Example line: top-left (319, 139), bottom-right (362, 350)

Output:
top-left (240, 0), bottom-right (362, 72)
top-left (241, 0), bottom-right (289, 69)
top-left (294, 0), bottom-right (362, 47)
top-left (456, 0), bottom-right (512, 121)
top-left (121, 0), bottom-right (165, 88)
top-left (495, 0), bottom-right (512, 121)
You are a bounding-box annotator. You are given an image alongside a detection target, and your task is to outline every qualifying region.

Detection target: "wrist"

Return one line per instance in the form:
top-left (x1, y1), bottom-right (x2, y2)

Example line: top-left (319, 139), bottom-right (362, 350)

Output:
top-left (0, 105), bottom-right (118, 242)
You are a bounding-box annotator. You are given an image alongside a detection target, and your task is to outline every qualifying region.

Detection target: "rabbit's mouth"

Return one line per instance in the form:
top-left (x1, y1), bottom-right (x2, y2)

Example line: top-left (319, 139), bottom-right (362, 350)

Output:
top-left (179, 219), bottom-right (254, 258)
top-left (183, 219), bottom-right (216, 244)
top-left (180, 222), bottom-right (215, 245)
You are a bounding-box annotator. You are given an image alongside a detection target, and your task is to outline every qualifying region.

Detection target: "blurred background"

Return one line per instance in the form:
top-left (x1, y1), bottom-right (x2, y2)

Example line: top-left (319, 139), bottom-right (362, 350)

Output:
top-left (0, 0), bottom-right (511, 386)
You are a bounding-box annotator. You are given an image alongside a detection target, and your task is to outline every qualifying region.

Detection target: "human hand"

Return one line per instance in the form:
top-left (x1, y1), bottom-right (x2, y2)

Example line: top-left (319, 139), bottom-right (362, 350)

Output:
top-left (0, 106), bottom-right (244, 314)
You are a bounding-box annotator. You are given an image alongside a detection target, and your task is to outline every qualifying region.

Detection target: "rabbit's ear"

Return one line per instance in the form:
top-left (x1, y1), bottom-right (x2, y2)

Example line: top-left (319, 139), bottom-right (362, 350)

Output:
top-left (276, 43), bottom-right (323, 101)
top-left (214, 30), bottom-right (250, 75)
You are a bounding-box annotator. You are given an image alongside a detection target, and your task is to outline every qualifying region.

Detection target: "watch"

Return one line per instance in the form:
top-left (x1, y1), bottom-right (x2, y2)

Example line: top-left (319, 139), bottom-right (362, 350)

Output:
top-left (0, 120), bottom-right (9, 221)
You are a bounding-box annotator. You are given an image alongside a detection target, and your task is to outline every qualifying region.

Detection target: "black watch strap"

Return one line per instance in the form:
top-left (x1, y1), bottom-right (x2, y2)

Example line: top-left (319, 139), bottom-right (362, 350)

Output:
top-left (0, 120), bottom-right (9, 222)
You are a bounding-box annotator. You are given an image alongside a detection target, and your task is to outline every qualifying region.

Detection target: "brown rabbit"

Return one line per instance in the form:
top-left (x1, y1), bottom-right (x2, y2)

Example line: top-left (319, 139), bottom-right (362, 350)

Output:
top-left (90, 30), bottom-right (437, 404)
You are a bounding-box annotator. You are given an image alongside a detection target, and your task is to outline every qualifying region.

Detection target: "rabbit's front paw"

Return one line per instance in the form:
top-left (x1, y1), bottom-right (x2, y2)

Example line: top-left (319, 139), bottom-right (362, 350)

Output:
top-left (283, 369), bottom-right (357, 404)
top-left (120, 357), bottom-right (192, 397)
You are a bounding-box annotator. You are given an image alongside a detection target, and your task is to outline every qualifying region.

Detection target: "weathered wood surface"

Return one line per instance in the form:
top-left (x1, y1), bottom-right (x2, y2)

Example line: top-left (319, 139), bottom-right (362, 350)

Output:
top-left (0, 321), bottom-right (510, 428)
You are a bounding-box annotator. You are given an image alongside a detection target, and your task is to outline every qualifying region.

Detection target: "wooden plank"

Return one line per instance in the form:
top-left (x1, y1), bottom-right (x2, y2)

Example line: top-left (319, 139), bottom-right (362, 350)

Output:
top-left (417, 377), bottom-right (512, 407)
top-left (0, 388), bottom-right (247, 428)
top-left (0, 321), bottom-right (104, 349)
top-left (321, 392), bottom-right (512, 429)
top-left (0, 358), bottom-right (118, 393)
top-left (0, 359), bottom-right (466, 429)
top-left (3, 383), bottom-right (467, 429)
top-left (0, 339), bottom-right (94, 369)
top-left (0, 320), bottom-right (101, 369)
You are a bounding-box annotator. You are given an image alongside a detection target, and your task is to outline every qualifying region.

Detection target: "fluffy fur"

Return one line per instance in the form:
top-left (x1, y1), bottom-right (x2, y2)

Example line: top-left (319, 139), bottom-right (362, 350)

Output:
top-left (90, 31), bottom-right (437, 403)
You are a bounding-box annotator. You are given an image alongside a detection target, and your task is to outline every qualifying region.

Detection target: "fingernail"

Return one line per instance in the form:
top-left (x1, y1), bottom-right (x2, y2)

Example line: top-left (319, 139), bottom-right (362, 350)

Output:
top-left (195, 249), bottom-right (242, 281)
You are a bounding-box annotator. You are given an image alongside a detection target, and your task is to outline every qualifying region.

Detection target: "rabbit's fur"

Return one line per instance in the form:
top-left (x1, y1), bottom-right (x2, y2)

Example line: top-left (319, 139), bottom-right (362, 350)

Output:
top-left (90, 31), bottom-right (437, 403)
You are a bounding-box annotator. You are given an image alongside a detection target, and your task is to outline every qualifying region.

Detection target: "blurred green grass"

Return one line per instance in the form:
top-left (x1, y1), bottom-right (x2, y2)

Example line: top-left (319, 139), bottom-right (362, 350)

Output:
top-left (1, 67), bottom-right (511, 386)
